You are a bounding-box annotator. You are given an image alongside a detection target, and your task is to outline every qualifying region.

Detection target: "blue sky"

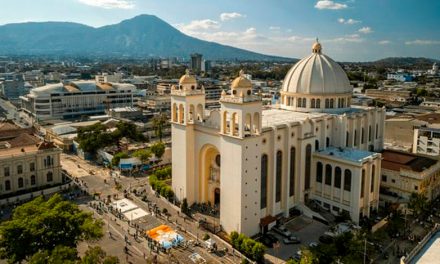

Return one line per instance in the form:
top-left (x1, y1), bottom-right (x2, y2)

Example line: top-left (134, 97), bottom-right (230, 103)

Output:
top-left (1, 0), bottom-right (439, 61)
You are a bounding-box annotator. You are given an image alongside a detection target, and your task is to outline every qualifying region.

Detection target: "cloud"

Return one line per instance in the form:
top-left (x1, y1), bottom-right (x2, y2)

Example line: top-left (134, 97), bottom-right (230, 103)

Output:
top-left (220, 12), bottom-right (245, 21)
top-left (327, 34), bottom-right (364, 43)
top-left (176, 19), bottom-right (220, 31)
top-left (338, 18), bottom-right (361, 24)
top-left (405, 39), bottom-right (440, 45)
top-left (378, 40), bottom-right (391, 45)
top-left (245, 27), bottom-right (256, 34)
top-left (77, 0), bottom-right (134, 9)
top-left (269, 26), bottom-right (281, 31)
top-left (358, 26), bottom-right (373, 34)
top-left (288, 36), bottom-right (316, 42)
top-left (315, 0), bottom-right (348, 10)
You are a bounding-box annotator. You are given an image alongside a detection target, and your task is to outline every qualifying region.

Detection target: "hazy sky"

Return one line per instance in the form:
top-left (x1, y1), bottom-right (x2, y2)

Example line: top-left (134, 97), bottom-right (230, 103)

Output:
top-left (1, 0), bottom-right (439, 61)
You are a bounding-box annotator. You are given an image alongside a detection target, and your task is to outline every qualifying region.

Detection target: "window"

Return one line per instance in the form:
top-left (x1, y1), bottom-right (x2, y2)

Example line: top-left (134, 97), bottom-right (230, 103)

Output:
top-left (414, 185), bottom-right (418, 191)
top-left (332, 206), bottom-right (340, 212)
top-left (302, 98), bottom-right (306, 108)
top-left (361, 169), bottom-right (366, 198)
top-left (30, 162), bottom-right (35, 172)
top-left (381, 175), bottom-right (387, 182)
top-left (334, 167), bottom-right (341, 188)
top-left (47, 171), bottom-right (53, 182)
top-left (297, 98), bottom-right (302, 107)
top-left (354, 130), bottom-right (358, 146)
top-left (326, 137), bottom-right (330, 148)
top-left (31, 175), bottom-right (36, 186)
top-left (305, 145), bottom-right (312, 190)
top-left (261, 154), bottom-right (268, 209)
top-left (316, 162), bottom-right (323, 183)
top-left (315, 140), bottom-right (319, 151)
top-left (325, 164), bottom-right (332, 185)
top-left (18, 178), bottom-right (24, 188)
top-left (289, 147), bottom-right (295, 196)
top-left (391, 179), bottom-right (396, 183)
top-left (330, 99), bottom-right (334, 108)
top-left (369, 125), bottom-right (372, 141)
top-left (346, 132), bottom-right (350, 147)
top-left (4, 167), bottom-right (9, 177)
top-left (17, 165), bottom-right (23, 174)
top-left (311, 99), bottom-right (315, 108)
top-left (371, 165), bottom-right (375, 192)
top-left (344, 169), bottom-right (352, 191)
top-left (276, 151), bottom-right (282, 203)
top-left (325, 99), bottom-right (329, 108)
top-left (361, 128), bottom-right (365, 144)
top-left (316, 99), bottom-right (321, 108)
top-left (376, 124), bottom-right (379, 139)
top-left (5, 180), bottom-right (10, 191)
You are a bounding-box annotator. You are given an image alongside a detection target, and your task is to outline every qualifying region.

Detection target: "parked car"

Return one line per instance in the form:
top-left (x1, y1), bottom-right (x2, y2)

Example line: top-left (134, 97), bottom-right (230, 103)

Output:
top-left (272, 226), bottom-right (292, 238)
top-left (283, 236), bottom-right (301, 244)
top-left (309, 242), bottom-right (318, 248)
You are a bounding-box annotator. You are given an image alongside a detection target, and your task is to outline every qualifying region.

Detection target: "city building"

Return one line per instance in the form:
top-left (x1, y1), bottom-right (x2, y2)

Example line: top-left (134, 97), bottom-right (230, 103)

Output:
top-left (0, 122), bottom-right (62, 196)
top-left (387, 73), bottom-right (414, 82)
top-left (139, 96), bottom-right (171, 112)
top-left (95, 73), bottom-right (123, 83)
top-left (106, 106), bottom-right (142, 120)
top-left (20, 81), bottom-right (136, 121)
top-left (380, 150), bottom-right (440, 202)
top-left (365, 89), bottom-right (412, 102)
top-left (171, 41), bottom-right (385, 236)
top-left (190, 53), bottom-right (203, 73)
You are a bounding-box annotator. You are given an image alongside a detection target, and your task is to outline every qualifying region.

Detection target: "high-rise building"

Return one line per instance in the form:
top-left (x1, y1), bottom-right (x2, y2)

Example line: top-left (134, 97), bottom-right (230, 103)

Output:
top-left (190, 53), bottom-right (203, 73)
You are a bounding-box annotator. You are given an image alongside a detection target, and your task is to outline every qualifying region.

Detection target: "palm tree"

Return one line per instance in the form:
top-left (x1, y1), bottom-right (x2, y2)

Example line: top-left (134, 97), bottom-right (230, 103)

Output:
top-left (152, 113), bottom-right (168, 142)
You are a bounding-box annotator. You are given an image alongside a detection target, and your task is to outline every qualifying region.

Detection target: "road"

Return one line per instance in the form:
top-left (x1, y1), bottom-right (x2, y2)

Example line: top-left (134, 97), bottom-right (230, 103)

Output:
top-left (62, 153), bottom-right (240, 264)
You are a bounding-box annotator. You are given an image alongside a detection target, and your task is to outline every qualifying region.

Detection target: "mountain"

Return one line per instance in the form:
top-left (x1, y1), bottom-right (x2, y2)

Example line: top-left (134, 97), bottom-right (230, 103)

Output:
top-left (368, 57), bottom-right (438, 68)
top-left (0, 15), bottom-right (291, 61)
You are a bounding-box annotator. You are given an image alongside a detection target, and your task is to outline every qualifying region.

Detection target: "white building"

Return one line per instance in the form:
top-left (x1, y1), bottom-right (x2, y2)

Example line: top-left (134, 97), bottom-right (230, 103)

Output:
top-left (95, 73), bottom-right (123, 84)
top-left (171, 42), bottom-right (385, 236)
top-left (20, 81), bottom-right (135, 120)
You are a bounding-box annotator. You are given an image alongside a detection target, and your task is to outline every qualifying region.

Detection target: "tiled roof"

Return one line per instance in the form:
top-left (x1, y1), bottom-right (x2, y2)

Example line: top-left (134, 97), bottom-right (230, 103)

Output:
top-left (382, 150), bottom-right (437, 172)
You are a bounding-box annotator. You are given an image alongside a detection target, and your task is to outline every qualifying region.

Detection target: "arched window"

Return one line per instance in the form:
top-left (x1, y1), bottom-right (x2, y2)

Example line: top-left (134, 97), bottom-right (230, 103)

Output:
top-left (305, 145), bottom-right (312, 190)
top-left (302, 98), bottom-right (306, 108)
top-left (326, 137), bottom-right (330, 148)
top-left (346, 132), bottom-right (350, 147)
top-left (325, 164), bottom-right (332, 185)
top-left (311, 99), bottom-right (316, 108)
top-left (371, 165), bottom-right (375, 192)
top-left (337, 98), bottom-right (341, 108)
top-left (325, 99), bottom-right (329, 108)
top-left (289, 147), bottom-right (296, 196)
top-left (334, 167), bottom-right (341, 188)
top-left (344, 169), bottom-right (352, 191)
top-left (18, 177), bottom-right (24, 188)
top-left (276, 151), bottom-right (282, 203)
top-left (361, 169), bottom-right (366, 198)
top-left (261, 154), bottom-right (268, 209)
top-left (47, 171), bottom-right (53, 182)
top-left (5, 180), bottom-right (10, 191)
top-left (17, 165), bottom-right (23, 174)
top-left (31, 175), bottom-right (36, 186)
top-left (315, 140), bottom-right (319, 151)
top-left (297, 98), bottom-right (302, 107)
top-left (316, 99), bottom-right (321, 108)
top-left (330, 99), bottom-right (334, 108)
top-left (316, 162), bottom-right (323, 183)
top-left (341, 98), bottom-right (345, 107)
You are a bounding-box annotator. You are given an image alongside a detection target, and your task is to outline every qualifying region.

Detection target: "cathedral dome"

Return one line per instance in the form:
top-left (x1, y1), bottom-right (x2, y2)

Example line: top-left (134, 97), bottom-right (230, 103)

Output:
top-left (282, 41), bottom-right (352, 95)
top-left (231, 70), bottom-right (252, 89)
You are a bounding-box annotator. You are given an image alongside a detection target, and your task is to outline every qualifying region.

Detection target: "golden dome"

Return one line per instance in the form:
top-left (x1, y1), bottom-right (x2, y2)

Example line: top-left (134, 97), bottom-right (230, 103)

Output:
top-left (179, 69), bottom-right (196, 85)
top-left (312, 39), bottom-right (322, 54)
top-left (231, 70), bottom-right (252, 89)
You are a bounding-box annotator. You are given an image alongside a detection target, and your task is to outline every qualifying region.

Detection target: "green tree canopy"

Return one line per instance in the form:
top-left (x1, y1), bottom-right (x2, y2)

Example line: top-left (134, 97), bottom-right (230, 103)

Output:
top-left (0, 194), bottom-right (103, 263)
top-left (152, 113), bottom-right (168, 142)
top-left (150, 142), bottom-right (165, 159)
top-left (81, 246), bottom-right (119, 264)
top-left (132, 149), bottom-right (152, 164)
top-left (29, 246), bottom-right (78, 264)
top-left (111, 152), bottom-right (129, 167)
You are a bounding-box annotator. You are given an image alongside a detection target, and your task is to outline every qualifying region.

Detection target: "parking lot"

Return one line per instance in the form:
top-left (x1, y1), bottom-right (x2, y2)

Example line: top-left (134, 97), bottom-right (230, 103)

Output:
top-left (266, 215), bottom-right (328, 261)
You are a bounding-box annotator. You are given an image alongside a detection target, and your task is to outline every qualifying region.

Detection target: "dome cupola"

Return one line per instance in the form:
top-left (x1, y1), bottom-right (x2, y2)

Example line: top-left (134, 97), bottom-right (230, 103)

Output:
top-left (280, 40), bottom-right (352, 112)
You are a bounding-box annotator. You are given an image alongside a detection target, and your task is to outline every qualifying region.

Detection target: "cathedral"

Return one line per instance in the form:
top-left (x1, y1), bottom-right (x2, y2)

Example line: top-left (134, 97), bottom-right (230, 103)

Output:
top-left (171, 41), bottom-right (385, 236)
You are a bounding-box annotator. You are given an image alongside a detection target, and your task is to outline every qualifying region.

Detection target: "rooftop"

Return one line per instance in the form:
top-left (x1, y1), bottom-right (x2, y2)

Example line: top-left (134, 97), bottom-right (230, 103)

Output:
top-left (316, 147), bottom-right (379, 164)
top-left (28, 81), bottom-right (136, 96)
top-left (382, 150), bottom-right (437, 172)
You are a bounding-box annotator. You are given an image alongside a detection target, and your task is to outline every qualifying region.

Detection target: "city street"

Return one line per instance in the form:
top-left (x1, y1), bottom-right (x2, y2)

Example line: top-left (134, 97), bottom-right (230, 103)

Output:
top-left (61, 153), bottom-right (241, 264)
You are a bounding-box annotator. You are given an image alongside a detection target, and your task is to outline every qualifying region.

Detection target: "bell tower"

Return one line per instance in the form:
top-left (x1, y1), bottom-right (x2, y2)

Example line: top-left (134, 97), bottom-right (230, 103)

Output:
top-left (218, 70), bottom-right (263, 235)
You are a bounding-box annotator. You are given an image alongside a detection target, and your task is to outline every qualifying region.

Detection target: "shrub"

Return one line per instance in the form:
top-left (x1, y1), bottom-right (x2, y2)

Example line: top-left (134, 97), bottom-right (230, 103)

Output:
top-left (229, 231), bottom-right (266, 262)
top-left (202, 233), bottom-right (210, 241)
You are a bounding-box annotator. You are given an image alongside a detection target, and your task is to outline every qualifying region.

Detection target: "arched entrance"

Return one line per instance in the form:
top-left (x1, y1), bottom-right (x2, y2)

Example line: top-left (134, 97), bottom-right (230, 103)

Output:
top-left (199, 145), bottom-right (221, 205)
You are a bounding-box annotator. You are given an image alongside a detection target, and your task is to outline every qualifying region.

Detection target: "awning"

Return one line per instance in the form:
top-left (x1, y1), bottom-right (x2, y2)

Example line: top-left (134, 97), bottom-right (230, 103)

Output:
top-left (260, 215), bottom-right (277, 227)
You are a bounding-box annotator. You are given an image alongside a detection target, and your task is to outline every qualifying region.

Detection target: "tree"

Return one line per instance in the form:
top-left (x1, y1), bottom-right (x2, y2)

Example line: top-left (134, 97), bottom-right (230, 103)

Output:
top-left (150, 142), bottom-right (165, 159)
top-left (251, 242), bottom-right (266, 262)
top-left (408, 192), bottom-right (429, 219)
top-left (181, 198), bottom-right (189, 215)
top-left (0, 194), bottom-right (103, 263)
top-left (132, 149), bottom-right (152, 164)
top-left (81, 246), bottom-right (119, 264)
top-left (111, 152), bottom-right (129, 167)
top-left (29, 246), bottom-right (78, 264)
top-left (152, 113), bottom-right (168, 142)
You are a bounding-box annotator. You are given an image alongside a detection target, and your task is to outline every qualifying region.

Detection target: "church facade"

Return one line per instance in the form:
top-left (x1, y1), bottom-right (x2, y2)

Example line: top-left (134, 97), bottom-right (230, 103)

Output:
top-left (171, 41), bottom-right (385, 236)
